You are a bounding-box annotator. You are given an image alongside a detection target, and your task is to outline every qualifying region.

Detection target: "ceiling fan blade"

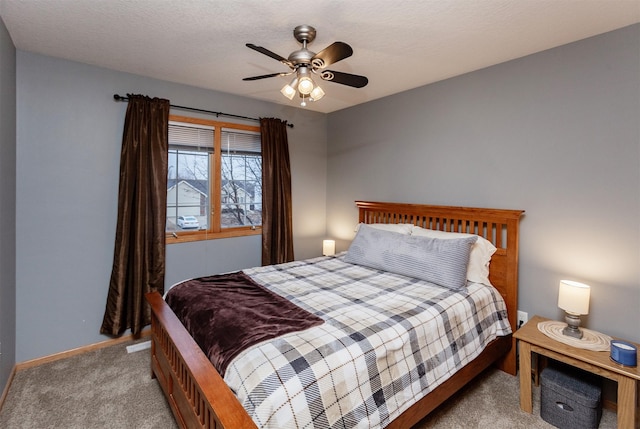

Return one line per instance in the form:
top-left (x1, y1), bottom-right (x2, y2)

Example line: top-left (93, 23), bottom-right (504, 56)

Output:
top-left (246, 43), bottom-right (293, 67)
top-left (320, 70), bottom-right (368, 88)
top-left (311, 42), bottom-right (353, 68)
top-left (242, 72), bottom-right (287, 81)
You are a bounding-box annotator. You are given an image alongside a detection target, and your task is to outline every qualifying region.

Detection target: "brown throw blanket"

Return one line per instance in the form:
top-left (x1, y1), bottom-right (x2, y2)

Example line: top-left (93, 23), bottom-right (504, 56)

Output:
top-left (165, 271), bottom-right (324, 375)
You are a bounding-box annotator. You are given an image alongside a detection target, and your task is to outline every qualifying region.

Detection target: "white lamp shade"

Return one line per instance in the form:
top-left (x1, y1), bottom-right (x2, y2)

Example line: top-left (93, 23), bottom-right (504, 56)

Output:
top-left (297, 77), bottom-right (314, 95)
top-left (322, 239), bottom-right (335, 256)
top-left (310, 85), bottom-right (325, 101)
top-left (280, 84), bottom-right (296, 100)
top-left (558, 280), bottom-right (590, 315)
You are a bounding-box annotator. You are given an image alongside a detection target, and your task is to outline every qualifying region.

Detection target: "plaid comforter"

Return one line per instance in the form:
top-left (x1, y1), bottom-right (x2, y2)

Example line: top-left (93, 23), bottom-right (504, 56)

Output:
top-left (224, 254), bottom-right (511, 429)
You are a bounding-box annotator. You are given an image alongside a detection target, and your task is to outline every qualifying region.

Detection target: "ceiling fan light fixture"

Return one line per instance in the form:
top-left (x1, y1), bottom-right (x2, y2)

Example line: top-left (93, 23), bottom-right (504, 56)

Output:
top-left (280, 79), bottom-right (297, 100)
top-left (296, 67), bottom-right (314, 95)
top-left (298, 77), bottom-right (314, 95)
top-left (310, 85), bottom-right (325, 101)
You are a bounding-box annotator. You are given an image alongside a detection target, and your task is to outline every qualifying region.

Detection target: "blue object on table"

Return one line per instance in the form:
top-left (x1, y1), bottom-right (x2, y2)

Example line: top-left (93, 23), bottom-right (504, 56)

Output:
top-left (610, 340), bottom-right (637, 367)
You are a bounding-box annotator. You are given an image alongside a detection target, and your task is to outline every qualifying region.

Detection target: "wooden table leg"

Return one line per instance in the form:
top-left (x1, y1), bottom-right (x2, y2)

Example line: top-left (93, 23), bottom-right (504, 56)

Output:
top-left (519, 341), bottom-right (533, 413)
top-left (616, 377), bottom-right (637, 429)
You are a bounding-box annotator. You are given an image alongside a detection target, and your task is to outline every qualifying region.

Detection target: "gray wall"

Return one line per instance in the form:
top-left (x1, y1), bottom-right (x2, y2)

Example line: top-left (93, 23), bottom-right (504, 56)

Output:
top-left (11, 23), bottom-right (639, 366)
top-left (15, 52), bottom-right (326, 362)
top-left (0, 16), bottom-right (16, 393)
top-left (327, 24), bottom-right (640, 342)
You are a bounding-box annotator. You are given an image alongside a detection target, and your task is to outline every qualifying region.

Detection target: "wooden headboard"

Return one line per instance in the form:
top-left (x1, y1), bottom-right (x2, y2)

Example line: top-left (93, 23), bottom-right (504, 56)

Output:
top-left (356, 201), bottom-right (525, 375)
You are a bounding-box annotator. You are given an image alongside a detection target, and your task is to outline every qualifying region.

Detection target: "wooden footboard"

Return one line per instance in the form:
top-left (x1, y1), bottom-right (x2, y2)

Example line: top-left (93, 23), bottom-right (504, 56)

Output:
top-left (146, 291), bottom-right (258, 429)
top-left (148, 291), bottom-right (509, 429)
top-left (147, 201), bottom-right (524, 429)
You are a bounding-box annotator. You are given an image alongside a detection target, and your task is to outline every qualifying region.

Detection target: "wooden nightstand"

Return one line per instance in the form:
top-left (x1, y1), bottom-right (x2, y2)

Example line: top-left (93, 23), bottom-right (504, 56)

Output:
top-left (513, 315), bottom-right (640, 429)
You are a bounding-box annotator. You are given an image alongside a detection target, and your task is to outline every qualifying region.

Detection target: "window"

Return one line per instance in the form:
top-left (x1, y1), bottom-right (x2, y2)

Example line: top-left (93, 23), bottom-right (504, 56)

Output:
top-left (166, 115), bottom-right (262, 242)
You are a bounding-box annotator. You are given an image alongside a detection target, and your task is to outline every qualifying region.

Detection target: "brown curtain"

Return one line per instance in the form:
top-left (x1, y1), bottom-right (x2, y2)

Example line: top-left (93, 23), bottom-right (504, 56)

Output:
top-left (101, 94), bottom-right (170, 336)
top-left (260, 118), bottom-right (294, 265)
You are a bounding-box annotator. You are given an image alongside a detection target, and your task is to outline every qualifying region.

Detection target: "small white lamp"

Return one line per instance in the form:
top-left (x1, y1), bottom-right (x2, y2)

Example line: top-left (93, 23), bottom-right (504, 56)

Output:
top-left (322, 239), bottom-right (335, 256)
top-left (557, 280), bottom-right (591, 339)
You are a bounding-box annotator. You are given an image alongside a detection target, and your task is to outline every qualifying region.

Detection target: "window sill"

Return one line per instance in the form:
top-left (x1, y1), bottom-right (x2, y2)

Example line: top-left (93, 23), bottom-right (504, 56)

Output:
top-left (166, 227), bottom-right (262, 244)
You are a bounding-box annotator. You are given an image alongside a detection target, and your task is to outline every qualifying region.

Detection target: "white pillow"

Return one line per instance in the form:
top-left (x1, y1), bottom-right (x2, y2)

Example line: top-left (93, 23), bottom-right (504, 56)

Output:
top-left (410, 226), bottom-right (497, 286)
top-left (355, 222), bottom-right (413, 235)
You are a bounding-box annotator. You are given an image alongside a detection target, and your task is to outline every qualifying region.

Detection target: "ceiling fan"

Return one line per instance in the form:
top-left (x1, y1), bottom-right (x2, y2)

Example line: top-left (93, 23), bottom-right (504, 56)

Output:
top-left (243, 25), bottom-right (368, 106)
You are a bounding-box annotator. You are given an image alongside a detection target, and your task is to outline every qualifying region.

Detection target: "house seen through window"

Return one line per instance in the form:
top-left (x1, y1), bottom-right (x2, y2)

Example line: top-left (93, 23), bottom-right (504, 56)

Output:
top-left (166, 115), bottom-right (262, 242)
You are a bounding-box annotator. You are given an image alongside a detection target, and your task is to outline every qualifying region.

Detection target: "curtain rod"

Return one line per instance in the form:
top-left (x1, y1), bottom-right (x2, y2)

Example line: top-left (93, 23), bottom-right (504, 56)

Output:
top-left (113, 94), bottom-right (294, 128)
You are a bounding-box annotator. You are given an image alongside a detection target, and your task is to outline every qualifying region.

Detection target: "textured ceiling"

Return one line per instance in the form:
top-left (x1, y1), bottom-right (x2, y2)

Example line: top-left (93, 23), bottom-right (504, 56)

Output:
top-left (1, 0), bottom-right (639, 113)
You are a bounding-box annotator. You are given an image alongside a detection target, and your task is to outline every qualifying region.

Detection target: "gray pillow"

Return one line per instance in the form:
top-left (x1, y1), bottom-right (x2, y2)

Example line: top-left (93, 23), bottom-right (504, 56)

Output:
top-left (344, 223), bottom-right (477, 290)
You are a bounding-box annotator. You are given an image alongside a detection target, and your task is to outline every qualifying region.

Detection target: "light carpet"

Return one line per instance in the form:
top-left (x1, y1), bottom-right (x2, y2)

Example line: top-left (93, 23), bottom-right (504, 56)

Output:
top-left (0, 339), bottom-right (617, 428)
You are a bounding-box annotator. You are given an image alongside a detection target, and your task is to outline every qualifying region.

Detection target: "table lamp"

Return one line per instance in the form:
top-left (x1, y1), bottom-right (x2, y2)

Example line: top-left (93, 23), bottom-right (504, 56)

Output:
top-left (557, 280), bottom-right (590, 339)
top-left (322, 239), bottom-right (335, 256)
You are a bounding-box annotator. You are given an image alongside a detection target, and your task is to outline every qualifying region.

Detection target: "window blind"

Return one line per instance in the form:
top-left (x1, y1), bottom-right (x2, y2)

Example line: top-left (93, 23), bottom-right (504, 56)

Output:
top-left (221, 129), bottom-right (261, 154)
top-left (169, 123), bottom-right (214, 151)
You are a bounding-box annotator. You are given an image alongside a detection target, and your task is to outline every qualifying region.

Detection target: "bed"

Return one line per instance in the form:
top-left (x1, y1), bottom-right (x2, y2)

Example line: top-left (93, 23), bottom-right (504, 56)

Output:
top-left (146, 201), bottom-right (524, 428)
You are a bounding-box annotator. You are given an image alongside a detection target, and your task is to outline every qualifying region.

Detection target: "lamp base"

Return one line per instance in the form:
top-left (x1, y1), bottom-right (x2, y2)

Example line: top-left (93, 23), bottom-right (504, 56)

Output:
top-left (563, 313), bottom-right (583, 339)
